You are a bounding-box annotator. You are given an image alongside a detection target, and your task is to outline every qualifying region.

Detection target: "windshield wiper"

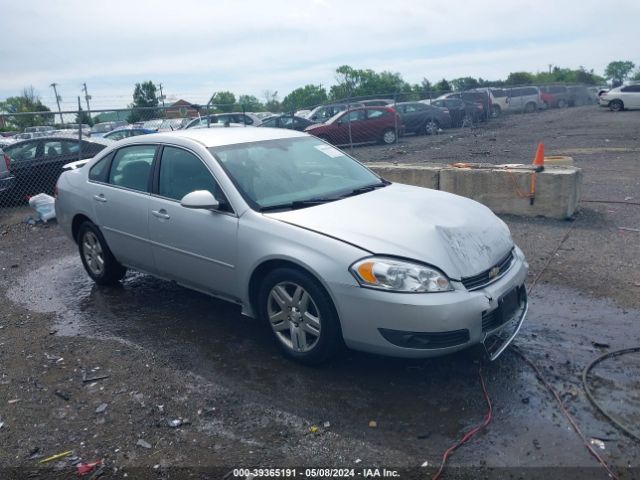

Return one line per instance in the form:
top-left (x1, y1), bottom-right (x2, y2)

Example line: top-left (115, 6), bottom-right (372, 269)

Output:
top-left (338, 180), bottom-right (390, 199)
top-left (260, 198), bottom-right (337, 212)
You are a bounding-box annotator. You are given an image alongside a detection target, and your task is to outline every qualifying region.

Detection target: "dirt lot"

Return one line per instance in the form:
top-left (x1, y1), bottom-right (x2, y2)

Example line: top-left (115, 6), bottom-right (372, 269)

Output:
top-left (0, 105), bottom-right (639, 479)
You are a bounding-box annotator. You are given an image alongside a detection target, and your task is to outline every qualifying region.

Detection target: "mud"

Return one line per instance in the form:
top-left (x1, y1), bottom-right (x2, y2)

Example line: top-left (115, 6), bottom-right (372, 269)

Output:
top-left (1, 106), bottom-right (639, 478)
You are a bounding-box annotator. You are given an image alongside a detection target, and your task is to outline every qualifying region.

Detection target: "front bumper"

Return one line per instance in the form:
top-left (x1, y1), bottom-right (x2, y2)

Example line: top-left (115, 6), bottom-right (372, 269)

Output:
top-left (333, 247), bottom-right (529, 359)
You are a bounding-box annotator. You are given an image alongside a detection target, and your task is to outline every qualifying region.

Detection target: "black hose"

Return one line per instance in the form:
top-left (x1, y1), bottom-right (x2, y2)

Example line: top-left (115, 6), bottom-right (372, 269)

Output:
top-left (582, 347), bottom-right (640, 442)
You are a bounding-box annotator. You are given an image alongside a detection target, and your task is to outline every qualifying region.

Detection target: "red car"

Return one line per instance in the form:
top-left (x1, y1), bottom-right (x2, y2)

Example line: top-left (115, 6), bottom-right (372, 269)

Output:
top-left (304, 106), bottom-right (403, 146)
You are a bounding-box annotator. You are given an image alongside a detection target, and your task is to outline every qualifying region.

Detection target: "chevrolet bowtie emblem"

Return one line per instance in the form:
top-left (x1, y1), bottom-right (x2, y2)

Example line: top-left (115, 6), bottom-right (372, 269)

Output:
top-left (489, 266), bottom-right (500, 279)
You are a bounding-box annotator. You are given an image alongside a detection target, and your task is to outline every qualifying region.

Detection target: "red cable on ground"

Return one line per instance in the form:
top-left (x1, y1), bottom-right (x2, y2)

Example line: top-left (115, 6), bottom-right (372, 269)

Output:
top-left (431, 368), bottom-right (492, 480)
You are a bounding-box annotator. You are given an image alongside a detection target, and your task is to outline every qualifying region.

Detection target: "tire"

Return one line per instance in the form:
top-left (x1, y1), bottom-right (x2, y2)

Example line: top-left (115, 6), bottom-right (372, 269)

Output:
top-left (557, 99), bottom-right (567, 108)
top-left (610, 100), bottom-right (624, 112)
top-left (380, 128), bottom-right (397, 145)
top-left (524, 102), bottom-right (537, 113)
top-left (462, 114), bottom-right (474, 128)
top-left (258, 267), bottom-right (343, 364)
top-left (423, 119), bottom-right (439, 136)
top-left (491, 105), bottom-right (501, 118)
top-left (77, 222), bottom-right (126, 285)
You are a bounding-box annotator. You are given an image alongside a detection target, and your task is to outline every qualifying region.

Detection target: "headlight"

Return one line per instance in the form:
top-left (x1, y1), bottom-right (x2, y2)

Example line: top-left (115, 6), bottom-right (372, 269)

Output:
top-left (350, 257), bottom-right (452, 293)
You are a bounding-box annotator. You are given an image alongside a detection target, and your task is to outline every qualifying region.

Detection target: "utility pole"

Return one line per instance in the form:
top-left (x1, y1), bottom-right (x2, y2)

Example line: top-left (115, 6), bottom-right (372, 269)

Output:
top-left (82, 83), bottom-right (92, 121)
top-left (50, 83), bottom-right (63, 124)
top-left (158, 83), bottom-right (166, 107)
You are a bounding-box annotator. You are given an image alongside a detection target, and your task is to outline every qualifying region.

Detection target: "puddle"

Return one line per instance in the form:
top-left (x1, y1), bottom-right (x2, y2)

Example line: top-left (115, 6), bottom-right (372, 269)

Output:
top-left (7, 254), bottom-right (640, 465)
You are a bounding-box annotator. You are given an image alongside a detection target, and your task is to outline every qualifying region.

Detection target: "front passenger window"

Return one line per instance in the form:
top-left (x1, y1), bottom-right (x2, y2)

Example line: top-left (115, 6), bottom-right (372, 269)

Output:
top-left (108, 145), bottom-right (156, 192)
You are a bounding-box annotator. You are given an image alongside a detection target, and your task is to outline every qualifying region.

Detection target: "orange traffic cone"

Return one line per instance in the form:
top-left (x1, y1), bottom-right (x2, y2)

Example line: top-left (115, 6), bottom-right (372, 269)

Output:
top-left (533, 143), bottom-right (544, 168)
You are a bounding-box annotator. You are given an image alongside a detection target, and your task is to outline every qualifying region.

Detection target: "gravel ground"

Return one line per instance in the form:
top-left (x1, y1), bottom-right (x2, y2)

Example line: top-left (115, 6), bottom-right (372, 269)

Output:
top-left (0, 105), bottom-right (639, 479)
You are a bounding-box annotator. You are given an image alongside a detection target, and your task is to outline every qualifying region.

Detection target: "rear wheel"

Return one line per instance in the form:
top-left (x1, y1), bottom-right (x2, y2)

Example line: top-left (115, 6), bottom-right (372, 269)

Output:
top-left (423, 119), bottom-right (439, 135)
top-left (610, 100), bottom-right (624, 112)
top-left (258, 268), bottom-right (343, 364)
top-left (491, 105), bottom-right (501, 117)
top-left (557, 99), bottom-right (567, 108)
top-left (77, 222), bottom-right (126, 285)
top-left (524, 102), bottom-right (537, 113)
top-left (380, 128), bottom-right (397, 144)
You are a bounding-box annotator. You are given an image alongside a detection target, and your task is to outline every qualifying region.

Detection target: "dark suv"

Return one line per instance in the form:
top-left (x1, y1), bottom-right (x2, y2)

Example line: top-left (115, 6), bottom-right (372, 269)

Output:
top-left (395, 102), bottom-right (451, 135)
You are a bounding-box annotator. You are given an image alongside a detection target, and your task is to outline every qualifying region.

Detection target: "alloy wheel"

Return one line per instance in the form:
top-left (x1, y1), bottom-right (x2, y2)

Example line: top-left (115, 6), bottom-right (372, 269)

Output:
top-left (81, 231), bottom-right (105, 276)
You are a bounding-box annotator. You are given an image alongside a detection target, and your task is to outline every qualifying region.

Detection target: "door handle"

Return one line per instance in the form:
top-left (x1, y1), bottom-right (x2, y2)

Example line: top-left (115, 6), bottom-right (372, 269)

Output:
top-left (93, 194), bottom-right (107, 203)
top-left (151, 209), bottom-right (170, 220)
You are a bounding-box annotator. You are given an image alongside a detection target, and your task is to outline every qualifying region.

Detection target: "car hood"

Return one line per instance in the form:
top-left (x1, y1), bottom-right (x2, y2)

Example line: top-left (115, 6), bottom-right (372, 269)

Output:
top-left (265, 183), bottom-right (513, 280)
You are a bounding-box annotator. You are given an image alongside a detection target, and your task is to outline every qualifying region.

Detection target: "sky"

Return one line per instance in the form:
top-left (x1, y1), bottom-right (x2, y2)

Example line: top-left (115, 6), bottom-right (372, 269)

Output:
top-left (1, 0), bottom-right (639, 112)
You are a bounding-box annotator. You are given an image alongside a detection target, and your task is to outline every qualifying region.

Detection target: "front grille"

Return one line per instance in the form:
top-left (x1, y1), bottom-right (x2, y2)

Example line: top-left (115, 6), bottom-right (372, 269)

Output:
top-left (461, 249), bottom-right (514, 291)
top-left (482, 309), bottom-right (504, 332)
top-left (379, 328), bottom-right (470, 350)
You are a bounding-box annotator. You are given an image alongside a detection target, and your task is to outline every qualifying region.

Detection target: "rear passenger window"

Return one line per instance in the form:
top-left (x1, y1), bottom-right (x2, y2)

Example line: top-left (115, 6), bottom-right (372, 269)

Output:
top-left (89, 153), bottom-right (113, 182)
top-left (108, 145), bottom-right (156, 192)
top-left (367, 109), bottom-right (387, 119)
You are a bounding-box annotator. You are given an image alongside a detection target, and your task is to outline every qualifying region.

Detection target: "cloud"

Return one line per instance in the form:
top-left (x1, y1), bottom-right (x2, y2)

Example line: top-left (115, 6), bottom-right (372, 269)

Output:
top-left (1, 0), bottom-right (638, 109)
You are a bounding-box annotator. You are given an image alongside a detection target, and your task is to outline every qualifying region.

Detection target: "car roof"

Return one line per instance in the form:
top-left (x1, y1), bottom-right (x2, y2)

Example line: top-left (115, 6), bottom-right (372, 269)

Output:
top-left (125, 127), bottom-right (307, 148)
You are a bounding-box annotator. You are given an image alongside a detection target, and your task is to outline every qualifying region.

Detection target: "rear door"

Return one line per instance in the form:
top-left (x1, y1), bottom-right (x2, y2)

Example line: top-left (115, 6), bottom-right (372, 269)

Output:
top-left (147, 145), bottom-right (239, 297)
top-left (621, 85), bottom-right (640, 108)
top-left (89, 144), bottom-right (157, 273)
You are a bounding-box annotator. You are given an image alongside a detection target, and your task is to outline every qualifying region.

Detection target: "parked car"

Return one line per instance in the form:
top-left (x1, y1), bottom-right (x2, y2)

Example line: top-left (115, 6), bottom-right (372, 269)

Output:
top-left (426, 98), bottom-right (481, 127)
top-left (13, 132), bottom-right (46, 141)
top-left (0, 136), bottom-right (112, 202)
top-left (24, 126), bottom-right (54, 134)
top-left (258, 114), bottom-right (314, 131)
top-left (157, 118), bottom-right (191, 131)
top-left (487, 88), bottom-right (509, 116)
top-left (103, 128), bottom-right (156, 141)
top-left (567, 85), bottom-right (590, 107)
top-left (539, 85), bottom-right (570, 108)
top-left (503, 86), bottom-right (544, 113)
top-left (0, 147), bottom-right (14, 195)
top-left (185, 112), bottom-right (262, 129)
top-left (141, 119), bottom-right (164, 131)
top-left (599, 84), bottom-right (640, 111)
top-left (90, 121), bottom-right (128, 138)
top-left (394, 101), bottom-right (451, 135)
top-left (59, 123), bottom-right (92, 136)
top-left (305, 106), bottom-right (402, 145)
top-left (295, 109), bottom-right (312, 118)
top-left (306, 102), bottom-right (364, 123)
top-left (438, 91), bottom-right (492, 120)
top-left (358, 99), bottom-right (394, 107)
top-left (55, 128), bottom-right (528, 364)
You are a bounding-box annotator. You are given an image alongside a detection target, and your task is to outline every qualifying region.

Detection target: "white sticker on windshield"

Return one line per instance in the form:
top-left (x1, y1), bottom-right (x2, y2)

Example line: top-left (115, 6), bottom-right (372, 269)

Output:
top-left (315, 144), bottom-right (344, 158)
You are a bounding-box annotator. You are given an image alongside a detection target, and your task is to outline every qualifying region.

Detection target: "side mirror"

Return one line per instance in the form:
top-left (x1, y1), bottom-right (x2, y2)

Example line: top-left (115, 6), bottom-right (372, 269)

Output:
top-left (180, 190), bottom-right (220, 210)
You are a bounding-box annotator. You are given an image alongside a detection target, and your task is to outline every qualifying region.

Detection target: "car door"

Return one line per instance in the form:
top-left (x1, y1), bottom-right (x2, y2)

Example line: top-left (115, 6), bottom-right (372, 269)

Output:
top-left (88, 144), bottom-right (157, 273)
top-left (3, 140), bottom-right (41, 198)
top-left (621, 85), bottom-right (640, 108)
top-left (147, 145), bottom-right (239, 298)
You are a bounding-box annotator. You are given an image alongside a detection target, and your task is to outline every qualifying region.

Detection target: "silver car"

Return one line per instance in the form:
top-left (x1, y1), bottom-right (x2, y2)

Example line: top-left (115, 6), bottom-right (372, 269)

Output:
top-left (55, 129), bottom-right (529, 364)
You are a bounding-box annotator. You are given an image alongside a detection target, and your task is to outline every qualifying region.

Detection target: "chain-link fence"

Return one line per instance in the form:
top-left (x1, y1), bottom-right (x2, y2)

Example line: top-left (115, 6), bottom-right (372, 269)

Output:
top-left (0, 83), bottom-right (599, 212)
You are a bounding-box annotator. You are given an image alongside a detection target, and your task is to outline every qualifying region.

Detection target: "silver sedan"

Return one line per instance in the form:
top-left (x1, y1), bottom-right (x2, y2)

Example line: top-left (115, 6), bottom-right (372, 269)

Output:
top-left (55, 128), bottom-right (528, 364)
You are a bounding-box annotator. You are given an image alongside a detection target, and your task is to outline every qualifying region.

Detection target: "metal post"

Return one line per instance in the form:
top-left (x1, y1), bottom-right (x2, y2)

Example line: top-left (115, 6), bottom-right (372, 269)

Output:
top-left (347, 95), bottom-right (353, 151)
top-left (50, 83), bottom-right (63, 124)
top-left (77, 97), bottom-right (83, 162)
top-left (393, 92), bottom-right (398, 142)
top-left (158, 83), bottom-right (166, 107)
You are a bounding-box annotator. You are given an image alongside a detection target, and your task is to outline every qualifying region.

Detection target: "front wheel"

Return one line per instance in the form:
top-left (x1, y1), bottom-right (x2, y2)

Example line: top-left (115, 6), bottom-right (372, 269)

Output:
top-left (610, 100), bottom-right (624, 112)
top-left (77, 222), bottom-right (126, 285)
top-left (380, 128), bottom-right (397, 144)
top-left (557, 99), bottom-right (567, 108)
top-left (259, 268), bottom-right (343, 364)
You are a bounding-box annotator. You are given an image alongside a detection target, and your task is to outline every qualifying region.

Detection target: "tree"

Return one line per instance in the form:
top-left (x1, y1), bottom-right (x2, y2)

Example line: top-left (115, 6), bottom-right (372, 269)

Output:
top-left (329, 65), bottom-right (411, 100)
top-left (262, 90), bottom-right (281, 112)
top-left (505, 71), bottom-right (535, 85)
top-left (210, 91), bottom-right (236, 112)
top-left (237, 95), bottom-right (263, 111)
top-left (604, 60), bottom-right (635, 86)
top-left (0, 86), bottom-right (53, 130)
top-left (450, 77), bottom-right (480, 91)
top-left (632, 70), bottom-right (640, 81)
top-left (75, 110), bottom-right (93, 126)
top-left (282, 84), bottom-right (328, 112)
top-left (127, 81), bottom-right (160, 122)
top-left (433, 79), bottom-right (451, 92)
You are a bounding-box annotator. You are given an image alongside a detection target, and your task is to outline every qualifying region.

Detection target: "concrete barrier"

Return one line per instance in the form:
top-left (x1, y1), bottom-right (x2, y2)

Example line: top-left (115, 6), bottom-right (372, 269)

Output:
top-left (366, 162), bottom-right (582, 220)
top-left (367, 163), bottom-right (443, 190)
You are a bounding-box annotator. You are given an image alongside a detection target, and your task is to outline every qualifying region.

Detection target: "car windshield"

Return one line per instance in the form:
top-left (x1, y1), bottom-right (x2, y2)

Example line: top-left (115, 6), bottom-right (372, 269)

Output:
top-left (210, 136), bottom-right (385, 210)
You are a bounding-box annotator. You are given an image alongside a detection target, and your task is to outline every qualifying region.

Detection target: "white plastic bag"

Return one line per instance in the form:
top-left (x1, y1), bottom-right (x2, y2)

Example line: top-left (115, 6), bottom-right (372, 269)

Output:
top-left (28, 193), bottom-right (56, 223)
